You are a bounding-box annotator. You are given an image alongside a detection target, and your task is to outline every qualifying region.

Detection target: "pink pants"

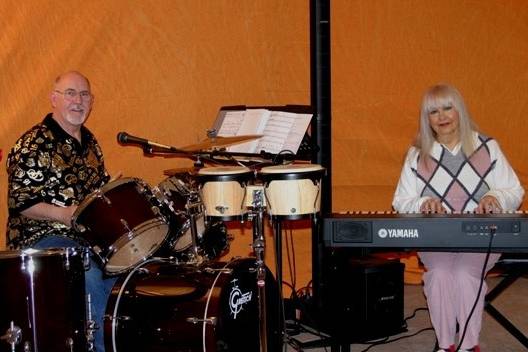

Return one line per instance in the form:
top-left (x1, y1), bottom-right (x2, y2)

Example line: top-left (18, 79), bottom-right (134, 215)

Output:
top-left (418, 252), bottom-right (500, 350)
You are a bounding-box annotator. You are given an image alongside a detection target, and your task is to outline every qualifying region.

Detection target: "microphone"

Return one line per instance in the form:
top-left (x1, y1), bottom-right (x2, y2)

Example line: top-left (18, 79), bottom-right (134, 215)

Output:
top-left (117, 132), bottom-right (175, 150)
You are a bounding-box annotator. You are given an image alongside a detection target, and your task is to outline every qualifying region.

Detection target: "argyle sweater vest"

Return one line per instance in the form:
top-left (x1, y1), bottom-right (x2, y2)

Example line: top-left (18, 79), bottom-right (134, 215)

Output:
top-left (414, 135), bottom-right (495, 212)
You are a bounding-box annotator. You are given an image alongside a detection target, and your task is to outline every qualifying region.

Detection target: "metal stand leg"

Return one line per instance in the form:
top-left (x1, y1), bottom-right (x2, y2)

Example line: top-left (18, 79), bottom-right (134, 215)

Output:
top-left (252, 205), bottom-right (268, 352)
top-left (485, 264), bottom-right (528, 348)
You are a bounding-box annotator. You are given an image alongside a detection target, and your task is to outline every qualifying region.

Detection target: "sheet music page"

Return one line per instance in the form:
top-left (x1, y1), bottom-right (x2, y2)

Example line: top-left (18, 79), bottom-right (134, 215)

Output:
top-left (281, 112), bottom-right (312, 152)
top-left (214, 108), bottom-right (312, 154)
top-left (216, 110), bottom-right (246, 136)
top-left (226, 109), bottom-right (269, 152)
top-left (255, 111), bottom-right (311, 154)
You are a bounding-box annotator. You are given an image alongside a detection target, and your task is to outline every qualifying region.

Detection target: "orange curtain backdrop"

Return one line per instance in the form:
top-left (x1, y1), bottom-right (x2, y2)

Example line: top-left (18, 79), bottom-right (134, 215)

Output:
top-left (332, 0), bottom-right (528, 211)
top-left (0, 0), bottom-right (311, 290)
top-left (1, 1), bottom-right (528, 292)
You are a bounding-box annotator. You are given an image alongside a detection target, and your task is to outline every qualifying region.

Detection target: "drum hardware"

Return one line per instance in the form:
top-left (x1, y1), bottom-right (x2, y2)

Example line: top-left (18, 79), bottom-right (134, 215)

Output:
top-left (119, 219), bottom-right (132, 234)
top-left (1, 321), bottom-right (22, 351)
top-left (214, 205), bottom-right (228, 214)
top-left (202, 267), bottom-right (233, 275)
top-left (247, 189), bottom-right (269, 352)
top-left (94, 188), bottom-right (112, 206)
top-left (86, 294), bottom-right (96, 352)
top-left (66, 338), bottom-right (74, 351)
top-left (82, 248), bottom-right (91, 271)
top-left (185, 317), bottom-right (217, 326)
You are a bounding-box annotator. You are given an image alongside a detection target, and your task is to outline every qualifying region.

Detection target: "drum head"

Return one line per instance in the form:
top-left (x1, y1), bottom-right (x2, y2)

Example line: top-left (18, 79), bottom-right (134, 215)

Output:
top-left (260, 163), bottom-right (324, 174)
top-left (197, 166), bottom-right (252, 176)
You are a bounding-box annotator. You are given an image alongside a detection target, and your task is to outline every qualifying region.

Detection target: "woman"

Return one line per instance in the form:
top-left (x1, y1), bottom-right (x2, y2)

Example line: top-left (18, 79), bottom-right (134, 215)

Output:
top-left (392, 84), bottom-right (524, 352)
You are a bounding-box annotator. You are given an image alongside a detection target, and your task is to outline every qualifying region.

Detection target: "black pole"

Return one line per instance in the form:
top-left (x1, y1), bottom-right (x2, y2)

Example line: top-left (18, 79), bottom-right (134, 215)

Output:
top-left (310, 0), bottom-right (331, 329)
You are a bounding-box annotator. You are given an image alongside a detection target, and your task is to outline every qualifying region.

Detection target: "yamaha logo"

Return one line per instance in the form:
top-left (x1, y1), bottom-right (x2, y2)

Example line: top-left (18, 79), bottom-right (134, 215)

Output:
top-left (378, 228), bottom-right (419, 238)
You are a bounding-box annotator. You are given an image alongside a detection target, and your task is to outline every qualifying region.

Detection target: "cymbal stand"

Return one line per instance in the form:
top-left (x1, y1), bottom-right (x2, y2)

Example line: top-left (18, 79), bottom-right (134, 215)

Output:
top-left (249, 188), bottom-right (268, 352)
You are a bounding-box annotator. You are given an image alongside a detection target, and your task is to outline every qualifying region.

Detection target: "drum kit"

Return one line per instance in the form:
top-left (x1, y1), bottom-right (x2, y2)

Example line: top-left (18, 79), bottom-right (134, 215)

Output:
top-left (0, 134), bottom-right (325, 352)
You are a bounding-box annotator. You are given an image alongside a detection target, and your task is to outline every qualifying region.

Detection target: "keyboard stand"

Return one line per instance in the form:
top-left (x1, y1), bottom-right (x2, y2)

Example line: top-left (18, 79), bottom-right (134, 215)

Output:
top-left (485, 259), bottom-right (528, 348)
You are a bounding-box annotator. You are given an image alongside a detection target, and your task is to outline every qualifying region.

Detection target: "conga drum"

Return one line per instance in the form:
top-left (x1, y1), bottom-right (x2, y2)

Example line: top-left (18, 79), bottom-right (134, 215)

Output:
top-left (259, 164), bottom-right (325, 219)
top-left (196, 166), bottom-right (254, 220)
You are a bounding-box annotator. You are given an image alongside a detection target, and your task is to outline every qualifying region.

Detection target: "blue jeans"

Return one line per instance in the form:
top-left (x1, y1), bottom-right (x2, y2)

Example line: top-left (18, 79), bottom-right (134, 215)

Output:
top-left (33, 236), bottom-right (116, 352)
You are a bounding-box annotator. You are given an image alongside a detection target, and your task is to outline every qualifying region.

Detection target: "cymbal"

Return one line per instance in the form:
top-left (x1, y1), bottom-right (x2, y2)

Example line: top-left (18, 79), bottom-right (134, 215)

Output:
top-left (179, 135), bottom-right (262, 152)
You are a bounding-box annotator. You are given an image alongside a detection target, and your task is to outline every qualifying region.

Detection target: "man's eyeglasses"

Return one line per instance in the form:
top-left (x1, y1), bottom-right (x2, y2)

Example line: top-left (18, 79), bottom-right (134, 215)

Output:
top-left (54, 89), bottom-right (92, 101)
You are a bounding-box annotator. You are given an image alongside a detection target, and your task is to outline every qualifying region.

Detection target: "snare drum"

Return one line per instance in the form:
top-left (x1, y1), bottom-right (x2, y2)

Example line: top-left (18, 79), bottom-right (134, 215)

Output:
top-left (197, 166), bottom-right (253, 220)
top-left (0, 248), bottom-right (87, 352)
top-left (72, 178), bottom-right (170, 275)
top-left (259, 164), bottom-right (325, 219)
top-left (104, 258), bottom-right (281, 352)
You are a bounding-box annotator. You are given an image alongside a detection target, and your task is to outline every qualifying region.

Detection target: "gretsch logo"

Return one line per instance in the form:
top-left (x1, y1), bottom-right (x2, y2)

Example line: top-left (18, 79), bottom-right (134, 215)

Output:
top-left (378, 228), bottom-right (419, 239)
top-left (229, 279), bottom-right (253, 319)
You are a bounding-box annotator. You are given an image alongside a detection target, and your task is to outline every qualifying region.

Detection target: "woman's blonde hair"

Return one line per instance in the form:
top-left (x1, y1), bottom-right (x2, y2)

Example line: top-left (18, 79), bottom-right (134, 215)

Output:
top-left (414, 84), bottom-right (478, 163)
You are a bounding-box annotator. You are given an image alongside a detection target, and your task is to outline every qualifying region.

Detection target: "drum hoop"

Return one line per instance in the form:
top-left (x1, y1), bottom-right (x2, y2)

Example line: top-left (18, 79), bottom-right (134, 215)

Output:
top-left (105, 218), bottom-right (169, 274)
top-left (197, 172), bottom-right (253, 185)
top-left (259, 169), bottom-right (325, 184)
top-left (0, 247), bottom-right (80, 259)
top-left (109, 258), bottom-right (170, 352)
top-left (202, 260), bottom-right (233, 351)
top-left (170, 218), bottom-right (193, 251)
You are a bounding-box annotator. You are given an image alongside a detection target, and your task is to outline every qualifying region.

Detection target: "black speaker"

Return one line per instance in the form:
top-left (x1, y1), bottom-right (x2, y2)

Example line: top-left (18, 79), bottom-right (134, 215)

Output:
top-left (321, 252), bottom-right (406, 342)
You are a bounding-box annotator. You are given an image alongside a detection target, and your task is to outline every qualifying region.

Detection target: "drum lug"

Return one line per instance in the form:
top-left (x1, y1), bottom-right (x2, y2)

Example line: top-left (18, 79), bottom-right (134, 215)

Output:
top-left (203, 267), bottom-right (233, 275)
top-left (215, 205), bottom-right (228, 214)
top-left (23, 341), bottom-right (31, 352)
top-left (95, 189), bottom-right (112, 205)
top-left (186, 316), bottom-right (217, 326)
top-left (120, 219), bottom-right (132, 233)
top-left (0, 321), bottom-right (22, 350)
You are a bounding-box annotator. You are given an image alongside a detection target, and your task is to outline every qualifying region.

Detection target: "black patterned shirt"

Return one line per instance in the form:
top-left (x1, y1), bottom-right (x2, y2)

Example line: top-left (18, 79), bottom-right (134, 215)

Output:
top-left (6, 113), bottom-right (110, 249)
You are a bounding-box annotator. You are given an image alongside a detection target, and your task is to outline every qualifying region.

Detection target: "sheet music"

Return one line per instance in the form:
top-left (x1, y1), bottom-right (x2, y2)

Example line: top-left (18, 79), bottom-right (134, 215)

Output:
top-left (215, 108), bottom-right (311, 154)
top-left (216, 110), bottom-right (246, 136)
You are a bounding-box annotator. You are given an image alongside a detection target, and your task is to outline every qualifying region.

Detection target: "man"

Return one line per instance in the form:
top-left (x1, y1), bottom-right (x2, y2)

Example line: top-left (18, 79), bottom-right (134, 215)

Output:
top-left (6, 71), bottom-right (114, 351)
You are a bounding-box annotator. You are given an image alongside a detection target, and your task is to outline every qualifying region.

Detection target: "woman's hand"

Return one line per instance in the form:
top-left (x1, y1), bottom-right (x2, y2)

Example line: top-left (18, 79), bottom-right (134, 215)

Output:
top-left (420, 198), bottom-right (446, 213)
top-left (476, 195), bottom-right (502, 214)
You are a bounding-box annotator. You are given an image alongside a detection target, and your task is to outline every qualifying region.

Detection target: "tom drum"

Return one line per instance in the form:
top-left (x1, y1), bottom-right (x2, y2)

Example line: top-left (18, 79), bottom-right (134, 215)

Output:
top-left (72, 177), bottom-right (170, 275)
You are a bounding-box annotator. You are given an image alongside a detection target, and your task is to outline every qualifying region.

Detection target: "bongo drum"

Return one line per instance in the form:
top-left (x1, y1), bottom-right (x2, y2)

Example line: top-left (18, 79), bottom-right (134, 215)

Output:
top-left (196, 166), bottom-right (253, 220)
top-left (259, 164), bottom-right (325, 219)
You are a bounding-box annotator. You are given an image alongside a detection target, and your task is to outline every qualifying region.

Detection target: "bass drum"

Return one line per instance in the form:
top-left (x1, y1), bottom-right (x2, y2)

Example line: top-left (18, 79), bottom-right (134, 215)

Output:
top-left (104, 258), bottom-right (281, 352)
